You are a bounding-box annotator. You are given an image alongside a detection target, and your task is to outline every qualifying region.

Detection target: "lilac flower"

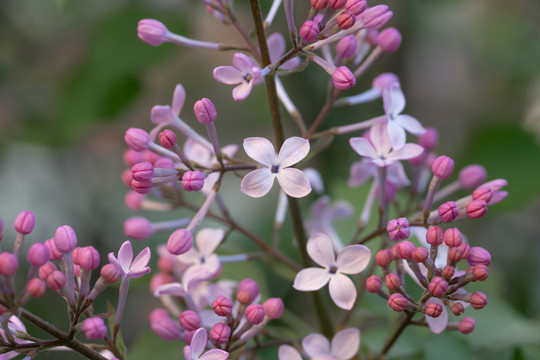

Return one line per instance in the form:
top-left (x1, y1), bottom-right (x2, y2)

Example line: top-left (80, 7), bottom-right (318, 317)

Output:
top-left (293, 233), bottom-right (371, 310)
top-left (108, 241), bottom-right (151, 279)
top-left (178, 228), bottom-right (224, 276)
top-left (278, 328), bottom-right (360, 360)
top-left (278, 345), bottom-right (303, 360)
top-left (267, 33), bottom-right (301, 72)
top-left (349, 121), bottom-right (424, 167)
top-left (184, 327), bottom-right (229, 360)
top-left (0, 316), bottom-right (31, 359)
top-left (241, 137), bottom-right (312, 198)
top-left (213, 53), bottom-right (262, 102)
top-left (348, 158), bottom-right (410, 188)
top-left (305, 196), bottom-right (353, 251)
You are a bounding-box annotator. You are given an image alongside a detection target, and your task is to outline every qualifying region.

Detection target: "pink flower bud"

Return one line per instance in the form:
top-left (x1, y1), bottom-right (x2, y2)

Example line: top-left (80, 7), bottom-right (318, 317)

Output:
top-left (395, 241), bottom-right (415, 260)
top-left (245, 304), bottom-right (265, 324)
top-left (159, 130), bottom-right (177, 149)
top-left (443, 228), bottom-right (462, 247)
top-left (311, 0), bottom-right (328, 10)
top-left (360, 5), bottom-right (392, 30)
top-left (467, 247), bottom-right (490, 266)
top-left (441, 265), bottom-right (455, 279)
top-left (47, 270), bottom-right (66, 290)
top-left (138, 19), bottom-right (169, 47)
top-left (82, 317), bottom-right (107, 340)
top-left (384, 273), bottom-right (401, 290)
top-left (336, 35), bottom-right (358, 59)
top-left (329, 0), bottom-right (346, 9)
top-left (123, 149), bottom-right (145, 167)
top-left (471, 265), bottom-right (489, 281)
top-left (345, 0), bottom-right (367, 15)
top-left (132, 162), bottom-right (154, 182)
top-left (149, 308), bottom-right (169, 322)
top-left (337, 10), bottom-right (356, 30)
top-left (418, 127), bottom-right (438, 151)
top-left (457, 242), bottom-right (470, 259)
top-left (54, 225), bottom-right (77, 254)
top-left (143, 150), bottom-right (162, 164)
top-left (150, 273), bottom-right (174, 293)
top-left (263, 298), bottom-right (284, 319)
top-left (125, 128), bottom-right (150, 152)
top-left (366, 275), bottom-right (382, 293)
top-left (212, 295), bottom-right (234, 316)
top-left (438, 201), bottom-right (459, 223)
top-left (466, 200), bottom-right (487, 219)
top-left (72, 247), bottom-right (81, 265)
top-left (428, 277), bottom-right (449, 297)
top-left (332, 66), bottom-right (356, 89)
top-left (131, 179), bottom-right (153, 194)
top-left (27, 278), bottom-right (46, 298)
top-left (426, 226), bottom-right (443, 246)
top-left (14, 211), bottom-right (36, 235)
top-left (377, 27), bottom-right (401, 53)
top-left (431, 155), bottom-right (454, 179)
top-left (39, 262), bottom-right (57, 280)
top-left (237, 278), bottom-right (259, 304)
top-left (375, 249), bottom-right (394, 267)
top-left (210, 323), bottom-right (231, 344)
top-left (299, 21), bottom-right (319, 43)
top-left (182, 171), bottom-right (205, 192)
top-left (101, 263), bottom-right (121, 283)
top-left (425, 302), bottom-right (443, 318)
top-left (27, 242), bottom-right (50, 267)
top-left (124, 217), bottom-right (153, 241)
top-left (388, 293), bottom-right (408, 312)
top-left (155, 157), bottom-right (174, 169)
top-left (459, 317), bottom-right (475, 334)
top-left (167, 229), bottom-right (193, 255)
top-left (372, 72), bottom-right (399, 90)
top-left (450, 302), bottom-right (465, 316)
top-left (386, 218), bottom-right (410, 241)
top-left (472, 187), bottom-right (491, 203)
top-left (78, 246), bottom-right (100, 271)
top-left (151, 316), bottom-right (182, 341)
top-left (184, 330), bottom-right (195, 344)
top-left (122, 169), bottom-right (133, 187)
top-left (459, 165), bottom-right (487, 189)
top-left (194, 98), bottom-right (217, 124)
top-left (74, 264), bottom-right (80, 277)
top-left (125, 191), bottom-right (145, 211)
top-left (470, 291), bottom-right (487, 310)
top-left (412, 247), bottom-right (429, 263)
top-left (179, 310), bottom-right (200, 331)
top-left (158, 256), bottom-right (176, 274)
top-left (0, 252), bottom-right (18, 276)
top-left (447, 247), bottom-right (463, 263)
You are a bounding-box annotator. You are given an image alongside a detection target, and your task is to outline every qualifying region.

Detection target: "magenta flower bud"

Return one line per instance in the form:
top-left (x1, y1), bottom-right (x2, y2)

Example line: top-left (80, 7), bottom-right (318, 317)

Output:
top-left (447, 247), bottom-right (464, 263)
top-left (336, 35), bottom-right (358, 59)
top-left (377, 27), bottom-right (401, 53)
top-left (122, 169), bottom-right (133, 187)
top-left (167, 229), bottom-right (193, 255)
top-left (428, 277), bottom-right (449, 297)
top-left (125, 191), bottom-right (145, 211)
top-left (345, 0), bottom-right (367, 15)
top-left (372, 72), bottom-right (399, 90)
top-left (182, 171), bottom-right (205, 192)
top-left (158, 256), bottom-right (175, 274)
top-left (263, 298), bottom-right (284, 319)
top-left (159, 130), bottom-right (177, 149)
top-left (123, 149), bottom-right (145, 167)
top-left (131, 179), bottom-right (153, 194)
top-left (441, 265), bottom-right (455, 279)
top-left (150, 273), bottom-right (174, 293)
top-left (184, 330), bottom-right (195, 344)
top-left (54, 225), bottom-right (77, 254)
top-left (395, 241), bottom-right (415, 260)
top-left (124, 217), bottom-right (153, 241)
top-left (210, 323), bottom-right (231, 344)
top-left (82, 317), bottom-right (107, 340)
top-left (457, 241), bottom-right (470, 259)
top-left (27, 278), bottom-right (46, 298)
top-left (101, 263), bottom-right (121, 283)
top-left (39, 262), bottom-right (57, 280)
top-left (375, 249), bottom-right (394, 267)
top-left (472, 187), bottom-right (492, 203)
top-left (471, 265), bottom-right (489, 281)
top-left (179, 310), bottom-right (200, 331)
top-left (438, 201), bottom-right (459, 223)
top-left (426, 226), bottom-right (443, 246)
top-left (125, 128), bottom-right (150, 152)
top-left (329, 0), bottom-right (346, 8)
top-left (46, 270), bottom-right (66, 290)
top-left (14, 211), bottom-right (36, 235)
top-left (467, 247), bottom-right (491, 266)
top-left (245, 304), bottom-right (265, 325)
top-left (72, 247), bottom-right (81, 265)
top-left (299, 21), bottom-right (319, 43)
top-left (388, 293), bottom-right (408, 312)
top-left (311, 0), bottom-right (328, 10)
top-left (459, 317), bottom-right (475, 334)
top-left (152, 316), bottom-right (182, 341)
top-left (459, 165), bottom-right (487, 189)
top-left (194, 98), bottom-right (217, 124)
top-left (360, 5), bottom-right (392, 30)
top-left (443, 228), bottom-right (462, 247)
top-left (154, 157), bottom-right (174, 169)
top-left (417, 127), bottom-right (438, 151)
top-left (138, 19), bottom-right (169, 47)
top-left (332, 66), bottom-right (356, 89)
top-left (237, 278), bottom-right (260, 304)
top-left (466, 200), bottom-right (487, 219)
top-left (366, 275), bottom-right (382, 293)
top-left (212, 295), bottom-right (234, 316)
top-left (470, 291), bottom-right (487, 310)
top-left (27, 242), bottom-right (51, 267)
top-left (412, 247), bottom-right (429, 263)
top-left (386, 218), bottom-right (410, 241)
top-left (337, 10), bottom-right (356, 30)
top-left (431, 155), bottom-right (454, 179)
top-left (132, 162), bottom-right (154, 182)
top-left (143, 150), bottom-right (161, 164)
top-left (0, 252), bottom-right (18, 276)
top-left (425, 302), bottom-right (443, 318)
top-left (384, 273), bottom-right (401, 290)
top-left (78, 246), bottom-right (100, 271)
top-left (450, 302), bottom-right (465, 316)
top-left (149, 308), bottom-right (169, 322)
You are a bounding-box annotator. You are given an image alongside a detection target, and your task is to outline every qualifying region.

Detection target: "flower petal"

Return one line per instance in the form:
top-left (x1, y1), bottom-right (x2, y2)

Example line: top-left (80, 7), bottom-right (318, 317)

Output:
top-left (329, 274), bottom-right (356, 310)
top-left (348, 160), bottom-right (376, 187)
top-left (349, 137), bottom-right (378, 159)
top-left (196, 228), bottom-right (224, 256)
top-left (293, 267), bottom-right (331, 291)
top-left (276, 137), bottom-right (310, 168)
top-left (213, 66), bottom-right (243, 85)
top-left (232, 81), bottom-right (254, 102)
top-left (117, 241), bottom-right (133, 274)
top-left (387, 120), bottom-right (406, 150)
top-left (107, 253), bottom-right (123, 276)
top-left (267, 33), bottom-right (285, 62)
top-left (171, 84), bottom-right (186, 116)
top-left (184, 138), bottom-right (212, 166)
top-left (232, 52), bottom-right (256, 73)
top-left (330, 328), bottom-right (360, 360)
top-left (281, 57), bottom-right (301, 71)
top-left (387, 144), bottom-right (424, 161)
top-left (131, 247), bottom-right (151, 271)
top-left (395, 114), bottom-right (425, 135)
top-left (329, 201), bottom-right (354, 220)
top-left (307, 233), bottom-right (335, 268)
top-left (243, 137), bottom-right (277, 167)
top-left (200, 349), bottom-right (230, 360)
top-left (240, 168), bottom-right (275, 198)
top-left (126, 266), bottom-right (151, 279)
top-left (425, 298), bottom-right (448, 334)
top-left (190, 328), bottom-right (207, 358)
top-left (278, 345), bottom-right (302, 360)
top-left (383, 82), bottom-right (405, 117)
top-left (302, 333), bottom-right (331, 358)
top-left (183, 265), bottom-right (214, 291)
top-left (153, 282), bottom-right (187, 297)
top-left (276, 168), bottom-right (312, 198)
top-left (336, 245), bottom-right (371, 274)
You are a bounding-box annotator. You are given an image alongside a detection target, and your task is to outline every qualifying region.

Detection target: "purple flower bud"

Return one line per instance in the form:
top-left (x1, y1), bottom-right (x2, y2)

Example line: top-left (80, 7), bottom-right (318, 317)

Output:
top-left (125, 128), bottom-right (150, 152)
top-left (311, 0), bottom-right (328, 10)
top-left (167, 229), bottom-right (193, 255)
top-left (360, 5), bottom-right (393, 30)
top-left (336, 35), bottom-right (358, 59)
top-left (125, 191), bottom-right (145, 211)
top-left (418, 127), bottom-right (438, 151)
top-left (332, 66), bottom-right (356, 89)
top-left (194, 98), bottom-right (217, 124)
top-left (27, 242), bottom-right (50, 267)
top-left (159, 130), bottom-right (177, 149)
top-left (0, 252), bottom-right (18, 276)
top-left (395, 241), bottom-right (415, 259)
top-left (212, 295), bottom-right (233, 316)
top-left (181, 171), bottom-right (205, 192)
top-left (472, 186), bottom-right (491, 203)
top-left (337, 10), bottom-right (356, 30)
top-left (467, 247), bottom-right (491, 266)
top-left (377, 27), bottom-right (402, 53)
top-left (425, 302), bottom-right (443, 318)
top-left (27, 278), bottom-right (46, 298)
top-left (412, 247), bottom-right (429, 263)
top-left (263, 298), bottom-right (284, 319)
top-left (428, 277), bottom-right (449, 297)
top-left (237, 278), bottom-right (259, 304)
top-left (154, 157), bottom-right (174, 169)
top-left (426, 226), bottom-right (443, 246)
top-left (209, 323), bottom-right (231, 344)
top-left (39, 262), bottom-right (57, 280)
top-left (150, 273), bottom-right (173, 293)
top-left (245, 304), bottom-right (265, 324)
top-left (124, 217), bottom-right (153, 241)
top-left (466, 200), bottom-right (487, 219)
top-left (132, 162), bottom-right (154, 182)
top-left (459, 165), bottom-right (487, 189)
top-left (78, 246), bottom-right (100, 271)
top-left (47, 270), bottom-right (66, 290)
top-left (385, 273), bottom-right (401, 290)
top-left (366, 275), bottom-right (382, 293)
top-left (438, 201), bottom-right (459, 223)
top-left (345, 0), bottom-right (367, 15)
top-left (179, 310), bottom-right (200, 331)
top-left (372, 72), bottom-right (399, 90)
top-left (149, 308), bottom-right (169, 322)
top-left (329, 0), bottom-right (346, 9)
top-left (138, 19), bottom-right (169, 47)
top-left (431, 155), bottom-right (454, 179)
top-left (375, 249), bottom-right (394, 267)
top-left (101, 263), bottom-right (121, 283)
top-left (388, 293), bottom-right (408, 312)
top-left (299, 21), bottom-right (319, 43)
top-left (54, 225), bottom-right (77, 254)
top-left (386, 218), bottom-right (410, 241)
top-left (131, 179), bottom-right (153, 194)
top-left (82, 317), bottom-right (107, 340)
top-left (151, 317), bottom-right (181, 341)
top-left (470, 291), bottom-right (487, 309)
top-left (459, 317), bottom-right (475, 334)
top-left (124, 149), bottom-right (145, 167)
top-left (14, 211), bottom-right (35, 235)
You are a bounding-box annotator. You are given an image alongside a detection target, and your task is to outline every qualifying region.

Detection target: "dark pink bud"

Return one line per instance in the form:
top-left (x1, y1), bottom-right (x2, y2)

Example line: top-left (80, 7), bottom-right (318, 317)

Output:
top-left (132, 162), bottom-right (154, 182)
top-left (467, 247), bottom-right (490, 266)
top-left (447, 247), bottom-right (464, 263)
top-left (336, 35), bottom-right (358, 59)
top-left (72, 247), bottom-right (80, 265)
top-left (150, 273), bottom-right (174, 293)
top-left (82, 317), bottom-right (107, 340)
top-left (428, 277), bottom-right (449, 297)
top-left (472, 186), bottom-right (492, 203)
top-left (395, 241), bottom-right (415, 259)
top-left (0, 252), bottom-right (18, 276)
top-left (245, 304), bottom-right (265, 324)
top-left (441, 265), bottom-right (455, 279)
top-left (158, 256), bottom-right (176, 274)
top-left (376, 249), bottom-right (394, 267)
top-left (418, 127), bottom-right (438, 151)
top-left (125, 191), bottom-right (145, 211)
top-left (43, 239), bottom-right (61, 261)
top-left (27, 242), bottom-right (50, 267)
top-left (366, 275), bottom-right (382, 293)
top-left (328, 0), bottom-right (346, 9)
top-left (54, 225), bottom-right (77, 254)
top-left (131, 179), bottom-right (153, 194)
top-left (101, 263), bottom-right (121, 283)
top-left (299, 21), bottom-right (319, 43)
top-left (78, 246), bottom-right (100, 271)
top-left (27, 278), bottom-right (46, 298)
top-left (14, 211), bottom-right (36, 235)
top-left (337, 10), bottom-right (356, 30)
top-left (237, 278), bottom-right (260, 304)
top-left (179, 310), bottom-right (200, 331)
top-left (184, 330), bottom-right (195, 344)
top-left (167, 229), bottom-right (193, 255)
top-left (138, 19), bottom-right (169, 47)
top-left (123, 149), bottom-right (145, 167)
top-left (384, 273), bottom-right (401, 290)
top-left (151, 316), bottom-right (181, 341)
top-left (311, 0), bottom-right (327, 10)
top-left (431, 155), bottom-right (454, 179)
top-left (332, 66), bottom-right (356, 89)
top-left (450, 302), bottom-right (465, 316)
top-left (194, 98), bottom-right (217, 124)
top-left (377, 27), bottom-right (401, 53)
top-left (471, 265), bottom-right (489, 281)
top-left (438, 201), bottom-right (459, 223)
top-left (412, 247), bottom-right (429, 263)
top-left (213, 295), bottom-right (234, 316)
top-left (125, 128), bottom-right (150, 152)
top-left (386, 218), bottom-right (410, 241)
top-left (372, 72), bottom-right (399, 90)
top-left (124, 216), bottom-right (153, 241)
top-left (459, 317), bottom-right (475, 334)
top-left (182, 171), bottom-right (205, 192)
top-left (39, 262), bottom-right (57, 280)
top-left (159, 130), bottom-right (177, 149)
top-left (143, 150), bottom-right (161, 165)
top-left (388, 293), bottom-right (408, 312)
top-left (426, 226), bottom-right (443, 246)
top-left (154, 157), bottom-right (174, 169)
top-left (149, 308), bottom-right (169, 322)
top-left (345, 0), bottom-right (367, 15)
top-left (466, 200), bottom-right (487, 219)
top-left (263, 298), bottom-right (284, 319)
top-left (360, 5), bottom-right (392, 30)
top-left (457, 242), bottom-right (470, 259)
top-left (122, 169), bottom-right (133, 187)
top-left (210, 323), bottom-right (231, 344)
top-left (443, 228), bottom-right (462, 247)
top-left (470, 291), bottom-right (487, 309)
top-left (425, 302), bottom-right (443, 318)
top-left (47, 270), bottom-right (66, 290)
top-left (459, 165), bottom-right (487, 189)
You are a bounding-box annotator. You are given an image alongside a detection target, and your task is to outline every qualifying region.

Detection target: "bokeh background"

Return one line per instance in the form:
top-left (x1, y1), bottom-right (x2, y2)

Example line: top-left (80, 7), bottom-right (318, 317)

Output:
top-left (1, 0), bottom-right (540, 359)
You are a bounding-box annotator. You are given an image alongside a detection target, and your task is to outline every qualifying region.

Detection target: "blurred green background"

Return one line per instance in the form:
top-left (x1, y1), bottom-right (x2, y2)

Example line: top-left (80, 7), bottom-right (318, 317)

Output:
top-left (1, 0), bottom-right (539, 359)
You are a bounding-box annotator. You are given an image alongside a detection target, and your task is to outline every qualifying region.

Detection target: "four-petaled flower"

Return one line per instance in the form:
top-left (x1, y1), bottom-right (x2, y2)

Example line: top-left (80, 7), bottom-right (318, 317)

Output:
top-left (108, 240), bottom-right (151, 279)
top-left (293, 233), bottom-right (371, 310)
top-left (213, 53), bottom-right (261, 102)
top-left (178, 228), bottom-right (224, 277)
top-left (184, 327), bottom-right (229, 360)
top-left (278, 328), bottom-right (360, 360)
top-left (241, 137), bottom-right (312, 198)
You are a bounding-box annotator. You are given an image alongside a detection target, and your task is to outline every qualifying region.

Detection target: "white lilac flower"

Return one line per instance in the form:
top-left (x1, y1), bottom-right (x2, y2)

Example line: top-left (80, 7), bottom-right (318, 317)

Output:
top-left (108, 240), bottom-right (151, 279)
top-left (177, 228), bottom-right (224, 277)
top-left (213, 53), bottom-right (262, 102)
top-left (293, 233), bottom-right (371, 310)
top-left (241, 136), bottom-right (311, 198)
top-left (184, 327), bottom-right (229, 360)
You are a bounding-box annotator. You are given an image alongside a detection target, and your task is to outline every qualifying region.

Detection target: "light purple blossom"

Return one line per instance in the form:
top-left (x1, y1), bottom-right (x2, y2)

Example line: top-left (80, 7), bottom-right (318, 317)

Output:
top-left (213, 53), bottom-right (262, 102)
top-left (178, 228), bottom-right (224, 276)
top-left (183, 327), bottom-right (229, 360)
top-left (108, 240), bottom-right (151, 279)
top-left (278, 328), bottom-right (360, 360)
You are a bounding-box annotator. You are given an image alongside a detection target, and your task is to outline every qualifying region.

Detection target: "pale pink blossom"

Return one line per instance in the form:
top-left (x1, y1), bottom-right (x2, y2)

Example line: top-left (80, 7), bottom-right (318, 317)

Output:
top-left (267, 33), bottom-right (301, 72)
top-left (213, 53), bottom-right (262, 102)
top-left (277, 328), bottom-right (360, 360)
top-left (108, 241), bottom-right (151, 279)
top-left (183, 327), bottom-right (229, 360)
top-left (178, 228), bottom-right (224, 276)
